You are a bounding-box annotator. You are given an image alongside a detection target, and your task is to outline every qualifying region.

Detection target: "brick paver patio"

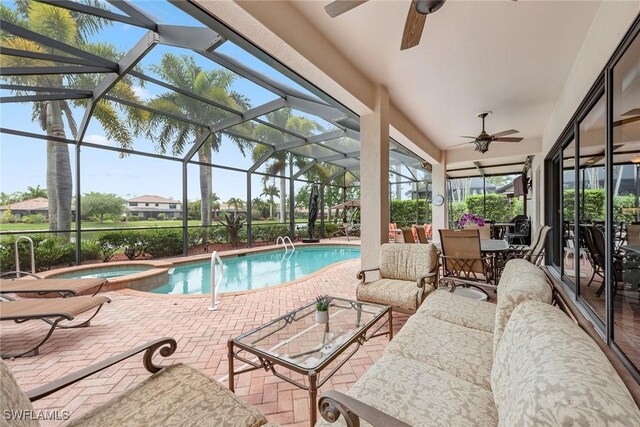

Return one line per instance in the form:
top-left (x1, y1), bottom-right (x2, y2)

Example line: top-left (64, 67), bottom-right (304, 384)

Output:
top-left (1, 257), bottom-right (409, 427)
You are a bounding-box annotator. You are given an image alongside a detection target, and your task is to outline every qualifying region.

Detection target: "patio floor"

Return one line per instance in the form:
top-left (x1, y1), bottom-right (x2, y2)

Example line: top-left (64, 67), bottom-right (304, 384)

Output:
top-left (1, 257), bottom-right (408, 427)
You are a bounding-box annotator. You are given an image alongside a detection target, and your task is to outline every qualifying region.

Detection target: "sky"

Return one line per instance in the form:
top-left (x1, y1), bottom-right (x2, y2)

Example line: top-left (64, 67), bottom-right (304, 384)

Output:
top-left (0, 0), bottom-right (324, 203)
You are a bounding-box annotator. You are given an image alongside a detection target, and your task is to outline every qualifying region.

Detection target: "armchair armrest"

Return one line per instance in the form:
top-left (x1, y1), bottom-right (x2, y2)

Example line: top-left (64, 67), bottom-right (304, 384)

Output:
top-left (438, 276), bottom-right (498, 291)
top-left (416, 271), bottom-right (437, 288)
top-left (26, 337), bottom-right (177, 402)
top-left (319, 390), bottom-right (411, 427)
top-left (357, 268), bottom-right (380, 283)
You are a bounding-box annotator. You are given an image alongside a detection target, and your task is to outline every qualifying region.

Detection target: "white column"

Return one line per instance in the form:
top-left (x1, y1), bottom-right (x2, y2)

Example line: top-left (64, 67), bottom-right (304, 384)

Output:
top-left (430, 152), bottom-right (448, 243)
top-left (360, 85), bottom-right (390, 269)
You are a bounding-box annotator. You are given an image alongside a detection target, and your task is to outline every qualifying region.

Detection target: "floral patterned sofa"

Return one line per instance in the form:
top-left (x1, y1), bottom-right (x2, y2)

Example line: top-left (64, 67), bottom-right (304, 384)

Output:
top-left (318, 259), bottom-right (640, 426)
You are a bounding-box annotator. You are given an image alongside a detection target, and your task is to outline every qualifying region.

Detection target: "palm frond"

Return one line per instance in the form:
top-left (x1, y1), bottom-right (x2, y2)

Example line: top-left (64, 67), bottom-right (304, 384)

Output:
top-left (92, 99), bottom-right (132, 150)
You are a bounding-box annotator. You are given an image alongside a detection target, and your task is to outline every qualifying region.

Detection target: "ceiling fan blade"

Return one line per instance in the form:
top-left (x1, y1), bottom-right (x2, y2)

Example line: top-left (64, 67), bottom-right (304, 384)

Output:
top-left (325, 0), bottom-right (368, 18)
top-left (494, 137), bottom-right (523, 143)
top-left (451, 141), bottom-right (472, 147)
top-left (621, 108), bottom-right (640, 117)
top-left (491, 129), bottom-right (519, 138)
top-left (401, 1), bottom-right (427, 51)
top-left (459, 136), bottom-right (477, 139)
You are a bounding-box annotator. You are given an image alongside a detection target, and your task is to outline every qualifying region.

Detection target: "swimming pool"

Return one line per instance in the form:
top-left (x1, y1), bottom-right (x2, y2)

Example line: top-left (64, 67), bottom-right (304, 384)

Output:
top-left (151, 246), bottom-right (360, 295)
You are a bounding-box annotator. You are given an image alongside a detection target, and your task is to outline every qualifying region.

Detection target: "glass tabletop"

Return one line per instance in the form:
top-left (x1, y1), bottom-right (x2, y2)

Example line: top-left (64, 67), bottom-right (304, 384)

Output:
top-left (234, 297), bottom-right (388, 370)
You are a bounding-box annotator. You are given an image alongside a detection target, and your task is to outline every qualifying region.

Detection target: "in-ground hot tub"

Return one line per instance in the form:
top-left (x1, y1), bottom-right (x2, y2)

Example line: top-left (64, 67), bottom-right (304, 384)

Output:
top-left (40, 261), bottom-right (173, 294)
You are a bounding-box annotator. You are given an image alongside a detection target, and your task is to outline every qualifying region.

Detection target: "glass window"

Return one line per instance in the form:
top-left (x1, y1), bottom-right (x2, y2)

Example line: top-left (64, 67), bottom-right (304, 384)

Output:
top-left (612, 31), bottom-right (640, 368)
top-left (561, 139), bottom-right (577, 283)
top-left (577, 95), bottom-right (606, 322)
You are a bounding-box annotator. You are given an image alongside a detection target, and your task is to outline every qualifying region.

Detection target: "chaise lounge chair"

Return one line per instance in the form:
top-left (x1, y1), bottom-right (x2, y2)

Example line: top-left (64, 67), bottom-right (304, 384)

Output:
top-left (0, 276), bottom-right (107, 298)
top-left (0, 295), bottom-right (110, 358)
top-left (0, 338), bottom-right (275, 427)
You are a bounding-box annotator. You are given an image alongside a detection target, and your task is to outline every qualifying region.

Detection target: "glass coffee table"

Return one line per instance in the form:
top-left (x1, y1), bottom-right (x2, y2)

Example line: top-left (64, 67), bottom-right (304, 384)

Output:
top-left (228, 297), bottom-right (391, 426)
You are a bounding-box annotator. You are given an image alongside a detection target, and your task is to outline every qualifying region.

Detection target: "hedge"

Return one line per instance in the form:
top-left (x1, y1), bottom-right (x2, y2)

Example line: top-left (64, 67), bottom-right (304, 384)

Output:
top-left (390, 199), bottom-right (429, 227)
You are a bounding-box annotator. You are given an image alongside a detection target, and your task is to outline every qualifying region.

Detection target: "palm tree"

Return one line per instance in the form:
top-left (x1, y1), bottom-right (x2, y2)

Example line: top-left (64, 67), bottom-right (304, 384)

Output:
top-left (144, 54), bottom-right (252, 240)
top-left (252, 109), bottom-right (322, 223)
top-left (260, 183), bottom-right (279, 220)
top-left (26, 185), bottom-right (47, 199)
top-left (1, 1), bottom-right (144, 238)
top-left (226, 197), bottom-right (245, 216)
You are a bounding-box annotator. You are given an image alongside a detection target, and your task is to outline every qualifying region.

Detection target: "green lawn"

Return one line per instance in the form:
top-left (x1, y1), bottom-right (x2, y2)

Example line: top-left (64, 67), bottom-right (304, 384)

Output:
top-left (0, 219), bottom-right (302, 233)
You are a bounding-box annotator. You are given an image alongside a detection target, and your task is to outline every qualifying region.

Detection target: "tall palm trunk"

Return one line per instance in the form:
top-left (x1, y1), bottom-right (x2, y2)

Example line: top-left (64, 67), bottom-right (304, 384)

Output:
top-left (269, 195), bottom-right (274, 219)
top-left (198, 145), bottom-right (212, 243)
top-left (279, 174), bottom-right (286, 223)
top-left (46, 140), bottom-right (58, 231)
top-left (46, 101), bottom-right (72, 238)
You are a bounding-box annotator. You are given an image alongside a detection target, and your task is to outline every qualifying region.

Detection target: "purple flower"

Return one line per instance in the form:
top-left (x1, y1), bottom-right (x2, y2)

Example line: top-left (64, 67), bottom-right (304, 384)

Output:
top-left (458, 213), bottom-right (485, 228)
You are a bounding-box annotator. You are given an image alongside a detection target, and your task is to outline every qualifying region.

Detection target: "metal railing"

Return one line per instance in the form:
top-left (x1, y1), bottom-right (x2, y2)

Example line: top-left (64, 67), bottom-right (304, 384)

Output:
top-left (14, 236), bottom-right (35, 277)
top-left (275, 236), bottom-right (295, 253)
top-left (208, 251), bottom-right (224, 311)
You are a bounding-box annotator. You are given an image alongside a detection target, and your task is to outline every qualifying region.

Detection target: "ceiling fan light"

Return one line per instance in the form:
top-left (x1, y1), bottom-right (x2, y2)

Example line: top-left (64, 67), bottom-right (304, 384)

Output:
top-left (475, 140), bottom-right (490, 154)
top-left (415, 0), bottom-right (445, 15)
top-left (632, 154), bottom-right (640, 164)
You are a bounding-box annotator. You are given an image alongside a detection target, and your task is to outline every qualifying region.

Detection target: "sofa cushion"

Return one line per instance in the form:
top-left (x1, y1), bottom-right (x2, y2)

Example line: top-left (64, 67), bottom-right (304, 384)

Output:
top-left (0, 360), bottom-right (39, 427)
top-left (493, 259), bottom-right (551, 354)
top-left (386, 313), bottom-right (493, 389)
top-left (418, 289), bottom-right (496, 333)
top-left (67, 363), bottom-right (268, 427)
top-left (317, 352), bottom-right (498, 427)
top-left (357, 279), bottom-right (435, 312)
top-left (378, 243), bottom-right (438, 282)
top-left (492, 302), bottom-right (640, 427)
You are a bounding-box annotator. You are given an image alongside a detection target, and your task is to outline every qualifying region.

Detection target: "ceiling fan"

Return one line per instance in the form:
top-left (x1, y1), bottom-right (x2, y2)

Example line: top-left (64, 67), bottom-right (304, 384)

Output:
top-left (325, 0), bottom-right (447, 50)
top-left (457, 112), bottom-right (523, 154)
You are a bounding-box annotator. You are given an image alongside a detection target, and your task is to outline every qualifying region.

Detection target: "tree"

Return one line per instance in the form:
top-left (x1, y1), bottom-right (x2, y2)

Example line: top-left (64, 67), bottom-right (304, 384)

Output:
top-left (260, 183), bottom-right (279, 220)
top-left (25, 185), bottom-right (47, 199)
top-left (226, 197), bottom-right (245, 216)
top-left (252, 109), bottom-right (322, 223)
top-left (81, 192), bottom-right (126, 222)
top-left (1, 1), bottom-right (144, 239)
top-left (144, 54), bottom-right (252, 241)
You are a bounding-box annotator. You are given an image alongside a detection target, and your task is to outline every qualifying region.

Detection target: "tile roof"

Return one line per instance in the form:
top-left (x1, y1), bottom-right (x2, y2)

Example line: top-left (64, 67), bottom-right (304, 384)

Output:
top-left (0, 197), bottom-right (49, 211)
top-left (127, 195), bottom-right (180, 204)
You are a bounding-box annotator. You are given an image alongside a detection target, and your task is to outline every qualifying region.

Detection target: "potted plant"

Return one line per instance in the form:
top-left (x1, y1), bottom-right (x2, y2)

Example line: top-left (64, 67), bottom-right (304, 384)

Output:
top-left (458, 213), bottom-right (486, 229)
top-left (315, 295), bottom-right (330, 324)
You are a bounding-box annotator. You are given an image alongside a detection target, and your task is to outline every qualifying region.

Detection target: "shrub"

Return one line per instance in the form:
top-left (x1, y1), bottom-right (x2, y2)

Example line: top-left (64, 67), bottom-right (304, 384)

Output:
top-left (22, 213), bottom-right (47, 224)
top-left (0, 234), bottom-right (55, 272)
top-left (127, 215), bottom-right (140, 222)
top-left (96, 232), bottom-right (128, 262)
top-left (36, 236), bottom-right (75, 270)
top-left (390, 199), bottom-right (429, 227)
top-left (80, 240), bottom-right (101, 262)
top-left (141, 229), bottom-right (183, 257)
top-left (146, 217), bottom-right (157, 221)
top-left (157, 213), bottom-right (166, 221)
top-left (1, 209), bottom-right (17, 224)
top-left (187, 228), bottom-right (203, 248)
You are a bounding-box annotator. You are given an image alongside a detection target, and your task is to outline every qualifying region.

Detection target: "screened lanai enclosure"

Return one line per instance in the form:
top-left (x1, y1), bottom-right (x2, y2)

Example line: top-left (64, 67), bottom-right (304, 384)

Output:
top-left (0, 0), bottom-right (430, 269)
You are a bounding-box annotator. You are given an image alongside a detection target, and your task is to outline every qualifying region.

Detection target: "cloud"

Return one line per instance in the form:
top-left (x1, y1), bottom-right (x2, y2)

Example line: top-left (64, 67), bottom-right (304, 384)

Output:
top-left (84, 134), bottom-right (109, 145)
top-left (132, 85), bottom-right (151, 101)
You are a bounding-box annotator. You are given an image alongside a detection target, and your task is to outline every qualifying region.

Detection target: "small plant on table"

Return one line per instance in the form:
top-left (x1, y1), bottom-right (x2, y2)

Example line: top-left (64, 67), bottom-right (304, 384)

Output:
top-left (315, 295), bottom-right (331, 324)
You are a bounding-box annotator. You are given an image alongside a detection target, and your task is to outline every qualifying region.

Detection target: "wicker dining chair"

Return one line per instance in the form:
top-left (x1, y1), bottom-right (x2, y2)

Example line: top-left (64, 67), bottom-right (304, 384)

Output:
top-left (401, 227), bottom-right (416, 243)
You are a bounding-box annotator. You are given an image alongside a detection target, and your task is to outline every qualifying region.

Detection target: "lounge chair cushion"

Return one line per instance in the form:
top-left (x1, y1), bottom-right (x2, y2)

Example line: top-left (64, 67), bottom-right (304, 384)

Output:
top-left (386, 314), bottom-right (493, 389)
top-left (0, 295), bottom-right (110, 321)
top-left (67, 363), bottom-right (268, 427)
top-left (418, 289), bottom-right (495, 333)
top-left (357, 279), bottom-right (434, 312)
top-left (378, 243), bottom-right (438, 283)
top-left (0, 360), bottom-right (38, 427)
top-left (493, 259), bottom-right (551, 354)
top-left (492, 302), bottom-right (640, 427)
top-left (316, 352), bottom-right (498, 427)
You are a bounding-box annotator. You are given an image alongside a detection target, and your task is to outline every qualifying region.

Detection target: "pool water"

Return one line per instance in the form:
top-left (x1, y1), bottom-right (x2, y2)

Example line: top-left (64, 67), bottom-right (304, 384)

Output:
top-left (57, 267), bottom-right (151, 280)
top-left (151, 246), bottom-right (360, 295)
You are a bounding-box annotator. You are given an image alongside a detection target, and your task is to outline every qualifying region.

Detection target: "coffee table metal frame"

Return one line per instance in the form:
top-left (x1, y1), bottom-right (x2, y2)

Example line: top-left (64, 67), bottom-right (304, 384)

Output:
top-left (228, 297), bottom-right (391, 426)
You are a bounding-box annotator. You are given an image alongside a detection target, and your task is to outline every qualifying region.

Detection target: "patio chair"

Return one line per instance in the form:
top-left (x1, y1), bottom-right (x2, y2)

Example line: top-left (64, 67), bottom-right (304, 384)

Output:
top-left (356, 243), bottom-right (439, 320)
top-left (504, 217), bottom-right (531, 245)
top-left (0, 338), bottom-right (272, 427)
top-left (412, 225), bottom-right (428, 243)
top-left (627, 223), bottom-right (640, 245)
top-left (463, 223), bottom-right (491, 239)
top-left (501, 225), bottom-right (551, 267)
top-left (401, 227), bottom-right (416, 243)
top-left (438, 229), bottom-right (494, 296)
top-left (0, 295), bottom-right (110, 358)
top-left (0, 274), bottom-right (107, 298)
top-left (581, 225), bottom-right (623, 296)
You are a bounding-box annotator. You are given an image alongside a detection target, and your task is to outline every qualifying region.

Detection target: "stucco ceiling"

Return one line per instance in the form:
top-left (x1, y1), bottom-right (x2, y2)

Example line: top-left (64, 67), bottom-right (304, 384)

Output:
top-left (290, 0), bottom-right (602, 152)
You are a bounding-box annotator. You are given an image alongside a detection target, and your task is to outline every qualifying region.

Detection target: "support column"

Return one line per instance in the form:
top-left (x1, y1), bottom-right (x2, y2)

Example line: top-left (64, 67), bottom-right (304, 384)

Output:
top-left (431, 152), bottom-right (448, 244)
top-left (246, 172), bottom-right (252, 248)
top-left (360, 85), bottom-right (389, 269)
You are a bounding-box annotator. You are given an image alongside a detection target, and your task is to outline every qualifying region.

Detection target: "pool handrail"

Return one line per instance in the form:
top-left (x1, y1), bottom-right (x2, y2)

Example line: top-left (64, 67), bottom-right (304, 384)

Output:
top-left (208, 251), bottom-right (224, 311)
top-left (14, 236), bottom-right (36, 278)
top-left (276, 236), bottom-right (296, 253)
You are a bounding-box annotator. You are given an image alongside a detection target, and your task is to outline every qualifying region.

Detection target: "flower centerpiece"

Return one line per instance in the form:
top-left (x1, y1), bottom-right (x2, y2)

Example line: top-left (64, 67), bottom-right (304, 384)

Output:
top-left (458, 213), bottom-right (485, 229)
top-left (315, 295), bottom-right (331, 324)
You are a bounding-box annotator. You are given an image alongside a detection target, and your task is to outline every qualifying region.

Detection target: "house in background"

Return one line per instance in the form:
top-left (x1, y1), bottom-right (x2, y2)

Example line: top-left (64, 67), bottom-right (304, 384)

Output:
top-left (0, 197), bottom-right (49, 220)
top-left (126, 195), bottom-right (181, 220)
